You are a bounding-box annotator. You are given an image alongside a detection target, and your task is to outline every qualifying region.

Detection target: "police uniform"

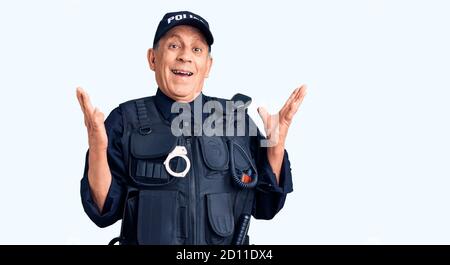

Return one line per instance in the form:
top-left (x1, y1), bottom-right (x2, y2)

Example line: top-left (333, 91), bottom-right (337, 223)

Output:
top-left (80, 11), bottom-right (294, 245)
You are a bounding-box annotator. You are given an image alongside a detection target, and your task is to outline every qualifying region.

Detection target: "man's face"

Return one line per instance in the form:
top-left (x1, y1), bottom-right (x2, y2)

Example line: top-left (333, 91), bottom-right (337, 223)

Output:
top-left (148, 25), bottom-right (213, 102)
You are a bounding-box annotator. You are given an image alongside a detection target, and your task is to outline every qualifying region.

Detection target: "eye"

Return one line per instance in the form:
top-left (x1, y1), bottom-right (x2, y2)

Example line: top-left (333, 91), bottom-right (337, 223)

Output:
top-left (193, 47), bottom-right (202, 53)
top-left (169, 43), bottom-right (180, 49)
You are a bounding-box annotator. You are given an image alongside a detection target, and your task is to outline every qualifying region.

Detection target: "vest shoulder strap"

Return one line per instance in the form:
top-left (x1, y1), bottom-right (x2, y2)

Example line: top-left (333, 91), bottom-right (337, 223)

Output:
top-left (204, 93), bottom-right (252, 114)
top-left (230, 93), bottom-right (252, 111)
top-left (119, 96), bottom-right (164, 131)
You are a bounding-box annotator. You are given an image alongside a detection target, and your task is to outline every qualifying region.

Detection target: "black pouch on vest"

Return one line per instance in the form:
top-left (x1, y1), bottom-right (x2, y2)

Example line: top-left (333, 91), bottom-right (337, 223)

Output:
top-left (198, 136), bottom-right (229, 178)
top-left (129, 124), bottom-right (181, 187)
top-left (204, 192), bottom-right (235, 244)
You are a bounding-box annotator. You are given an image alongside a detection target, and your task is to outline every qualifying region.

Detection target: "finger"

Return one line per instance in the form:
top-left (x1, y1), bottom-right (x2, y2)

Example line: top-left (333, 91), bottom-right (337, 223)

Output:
top-left (285, 109), bottom-right (296, 122)
top-left (281, 87), bottom-right (301, 111)
top-left (257, 106), bottom-right (270, 127)
top-left (280, 85), bottom-right (305, 114)
top-left (76, 87), bottom-right (96, 130)
top-left (91, 108), bottom-right (105, 131)
top-left (294, 85), bottom-right (307, 101)
top-left (81, 89), bottom-right (96, 128)
top-left (76, 87), bottom-right (90, 128)
top-left (76, 87), bottom-right (87, 113)
top-left (78, 88), bottom-right (95, 116)
top-left (284, 103), bottom-right (300, 121)
top-left (285, 85), bottom-right (307, 112)
top-left (279, 86), bottom-right (302, 116)
top-left (285, 89), bottom-right (307, 120)
top-left (292, 86), bottom-right (307, 108)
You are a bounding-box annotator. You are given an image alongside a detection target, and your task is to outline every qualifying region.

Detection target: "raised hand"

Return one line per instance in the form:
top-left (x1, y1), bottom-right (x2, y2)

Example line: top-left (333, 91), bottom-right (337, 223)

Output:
top-left (76, 87), bottom-right (108, 151)
top-left (257, 85), bottom-right (307, 182)
top-left (76, 87), bottom-right (111, 211)
top-left (258, 85), bottom-right (307, 148)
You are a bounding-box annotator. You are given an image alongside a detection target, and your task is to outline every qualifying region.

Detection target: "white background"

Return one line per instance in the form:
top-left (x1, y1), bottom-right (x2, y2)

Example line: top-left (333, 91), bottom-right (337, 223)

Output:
top-left (0, 0), bottom-right (449, 244)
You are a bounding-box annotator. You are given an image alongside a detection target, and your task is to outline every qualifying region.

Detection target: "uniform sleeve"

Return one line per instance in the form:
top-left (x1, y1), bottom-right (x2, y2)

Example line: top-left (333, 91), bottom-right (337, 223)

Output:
top-left (80, 107), bottom-right (127, 228)
top-left (250, 124), bottom-right (294, 220)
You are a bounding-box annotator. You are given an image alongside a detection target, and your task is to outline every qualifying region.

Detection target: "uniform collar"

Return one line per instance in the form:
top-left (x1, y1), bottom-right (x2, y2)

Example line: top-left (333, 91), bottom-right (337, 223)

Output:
top-left (154, 88), bottom-right (205, 123)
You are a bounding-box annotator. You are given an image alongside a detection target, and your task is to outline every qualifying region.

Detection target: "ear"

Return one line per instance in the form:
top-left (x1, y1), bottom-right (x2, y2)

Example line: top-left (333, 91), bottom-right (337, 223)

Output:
top-left (147, 48), bottom-right (156, 71)
top-left (204, 56), bottom-right (213, 78)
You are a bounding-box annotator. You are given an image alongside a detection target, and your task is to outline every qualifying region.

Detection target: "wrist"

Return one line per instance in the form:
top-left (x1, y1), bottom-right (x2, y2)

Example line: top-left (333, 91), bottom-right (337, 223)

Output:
top-left (88, 148), bottom-right (108, 165)
top-left (268, 144), bottom-right (285, 156)
top-left (89, 146), bottom-right (107, 154)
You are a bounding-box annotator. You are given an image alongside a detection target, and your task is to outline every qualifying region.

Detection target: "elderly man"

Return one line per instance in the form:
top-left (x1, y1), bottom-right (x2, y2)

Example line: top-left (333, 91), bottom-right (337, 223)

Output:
top-left (77, 11), bottom-right (306, 245)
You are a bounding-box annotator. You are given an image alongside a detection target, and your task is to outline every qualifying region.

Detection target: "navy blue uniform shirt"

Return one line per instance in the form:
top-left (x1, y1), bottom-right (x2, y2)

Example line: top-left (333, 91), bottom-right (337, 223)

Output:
top-left (81, 89), bottom-right (294, 228)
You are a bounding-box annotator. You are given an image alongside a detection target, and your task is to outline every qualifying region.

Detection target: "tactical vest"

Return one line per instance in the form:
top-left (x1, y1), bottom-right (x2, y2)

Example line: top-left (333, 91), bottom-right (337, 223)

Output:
top-left (112, 94), bottom-right (257, 245)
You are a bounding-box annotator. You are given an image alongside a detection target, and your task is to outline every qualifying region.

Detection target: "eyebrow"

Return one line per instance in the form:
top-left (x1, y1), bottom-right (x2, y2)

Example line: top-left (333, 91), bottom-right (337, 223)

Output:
top-left (166, 34), bottom-right (207, 46)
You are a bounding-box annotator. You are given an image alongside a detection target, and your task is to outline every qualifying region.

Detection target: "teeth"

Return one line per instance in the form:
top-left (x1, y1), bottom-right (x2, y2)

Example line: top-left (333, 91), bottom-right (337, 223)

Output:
top-left (172, 69), bottom-right (193, 76)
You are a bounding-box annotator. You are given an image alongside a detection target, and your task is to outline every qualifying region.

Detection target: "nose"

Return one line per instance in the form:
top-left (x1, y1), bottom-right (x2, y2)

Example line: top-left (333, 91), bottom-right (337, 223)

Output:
top-left (176, 47), bottom-right (192, 63)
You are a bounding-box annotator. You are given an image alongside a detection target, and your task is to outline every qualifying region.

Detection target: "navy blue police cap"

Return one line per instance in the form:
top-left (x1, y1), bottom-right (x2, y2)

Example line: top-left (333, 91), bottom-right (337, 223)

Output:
top-left (153, 11), bottom-right (214, 47)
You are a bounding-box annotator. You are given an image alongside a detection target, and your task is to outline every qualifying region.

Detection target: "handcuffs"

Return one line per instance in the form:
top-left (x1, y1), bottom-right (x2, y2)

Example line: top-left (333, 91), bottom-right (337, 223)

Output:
top-left (163, 146), bottom-right (191, 178)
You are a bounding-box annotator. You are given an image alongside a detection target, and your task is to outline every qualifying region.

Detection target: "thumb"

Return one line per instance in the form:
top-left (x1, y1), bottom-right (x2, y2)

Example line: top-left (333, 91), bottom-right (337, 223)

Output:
top-left (257, 106), bottom-right (269, 125)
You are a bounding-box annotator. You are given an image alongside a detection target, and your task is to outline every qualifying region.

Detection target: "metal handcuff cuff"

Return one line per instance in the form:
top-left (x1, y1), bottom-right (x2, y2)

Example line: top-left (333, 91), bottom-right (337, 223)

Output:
top-left (163, 146), bottom-right (191, 177)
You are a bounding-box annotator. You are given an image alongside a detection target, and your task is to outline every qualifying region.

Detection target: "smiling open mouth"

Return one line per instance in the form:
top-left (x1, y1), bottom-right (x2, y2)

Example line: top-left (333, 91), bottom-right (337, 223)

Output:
top-left (171, 69), bottom-right (193, 76)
